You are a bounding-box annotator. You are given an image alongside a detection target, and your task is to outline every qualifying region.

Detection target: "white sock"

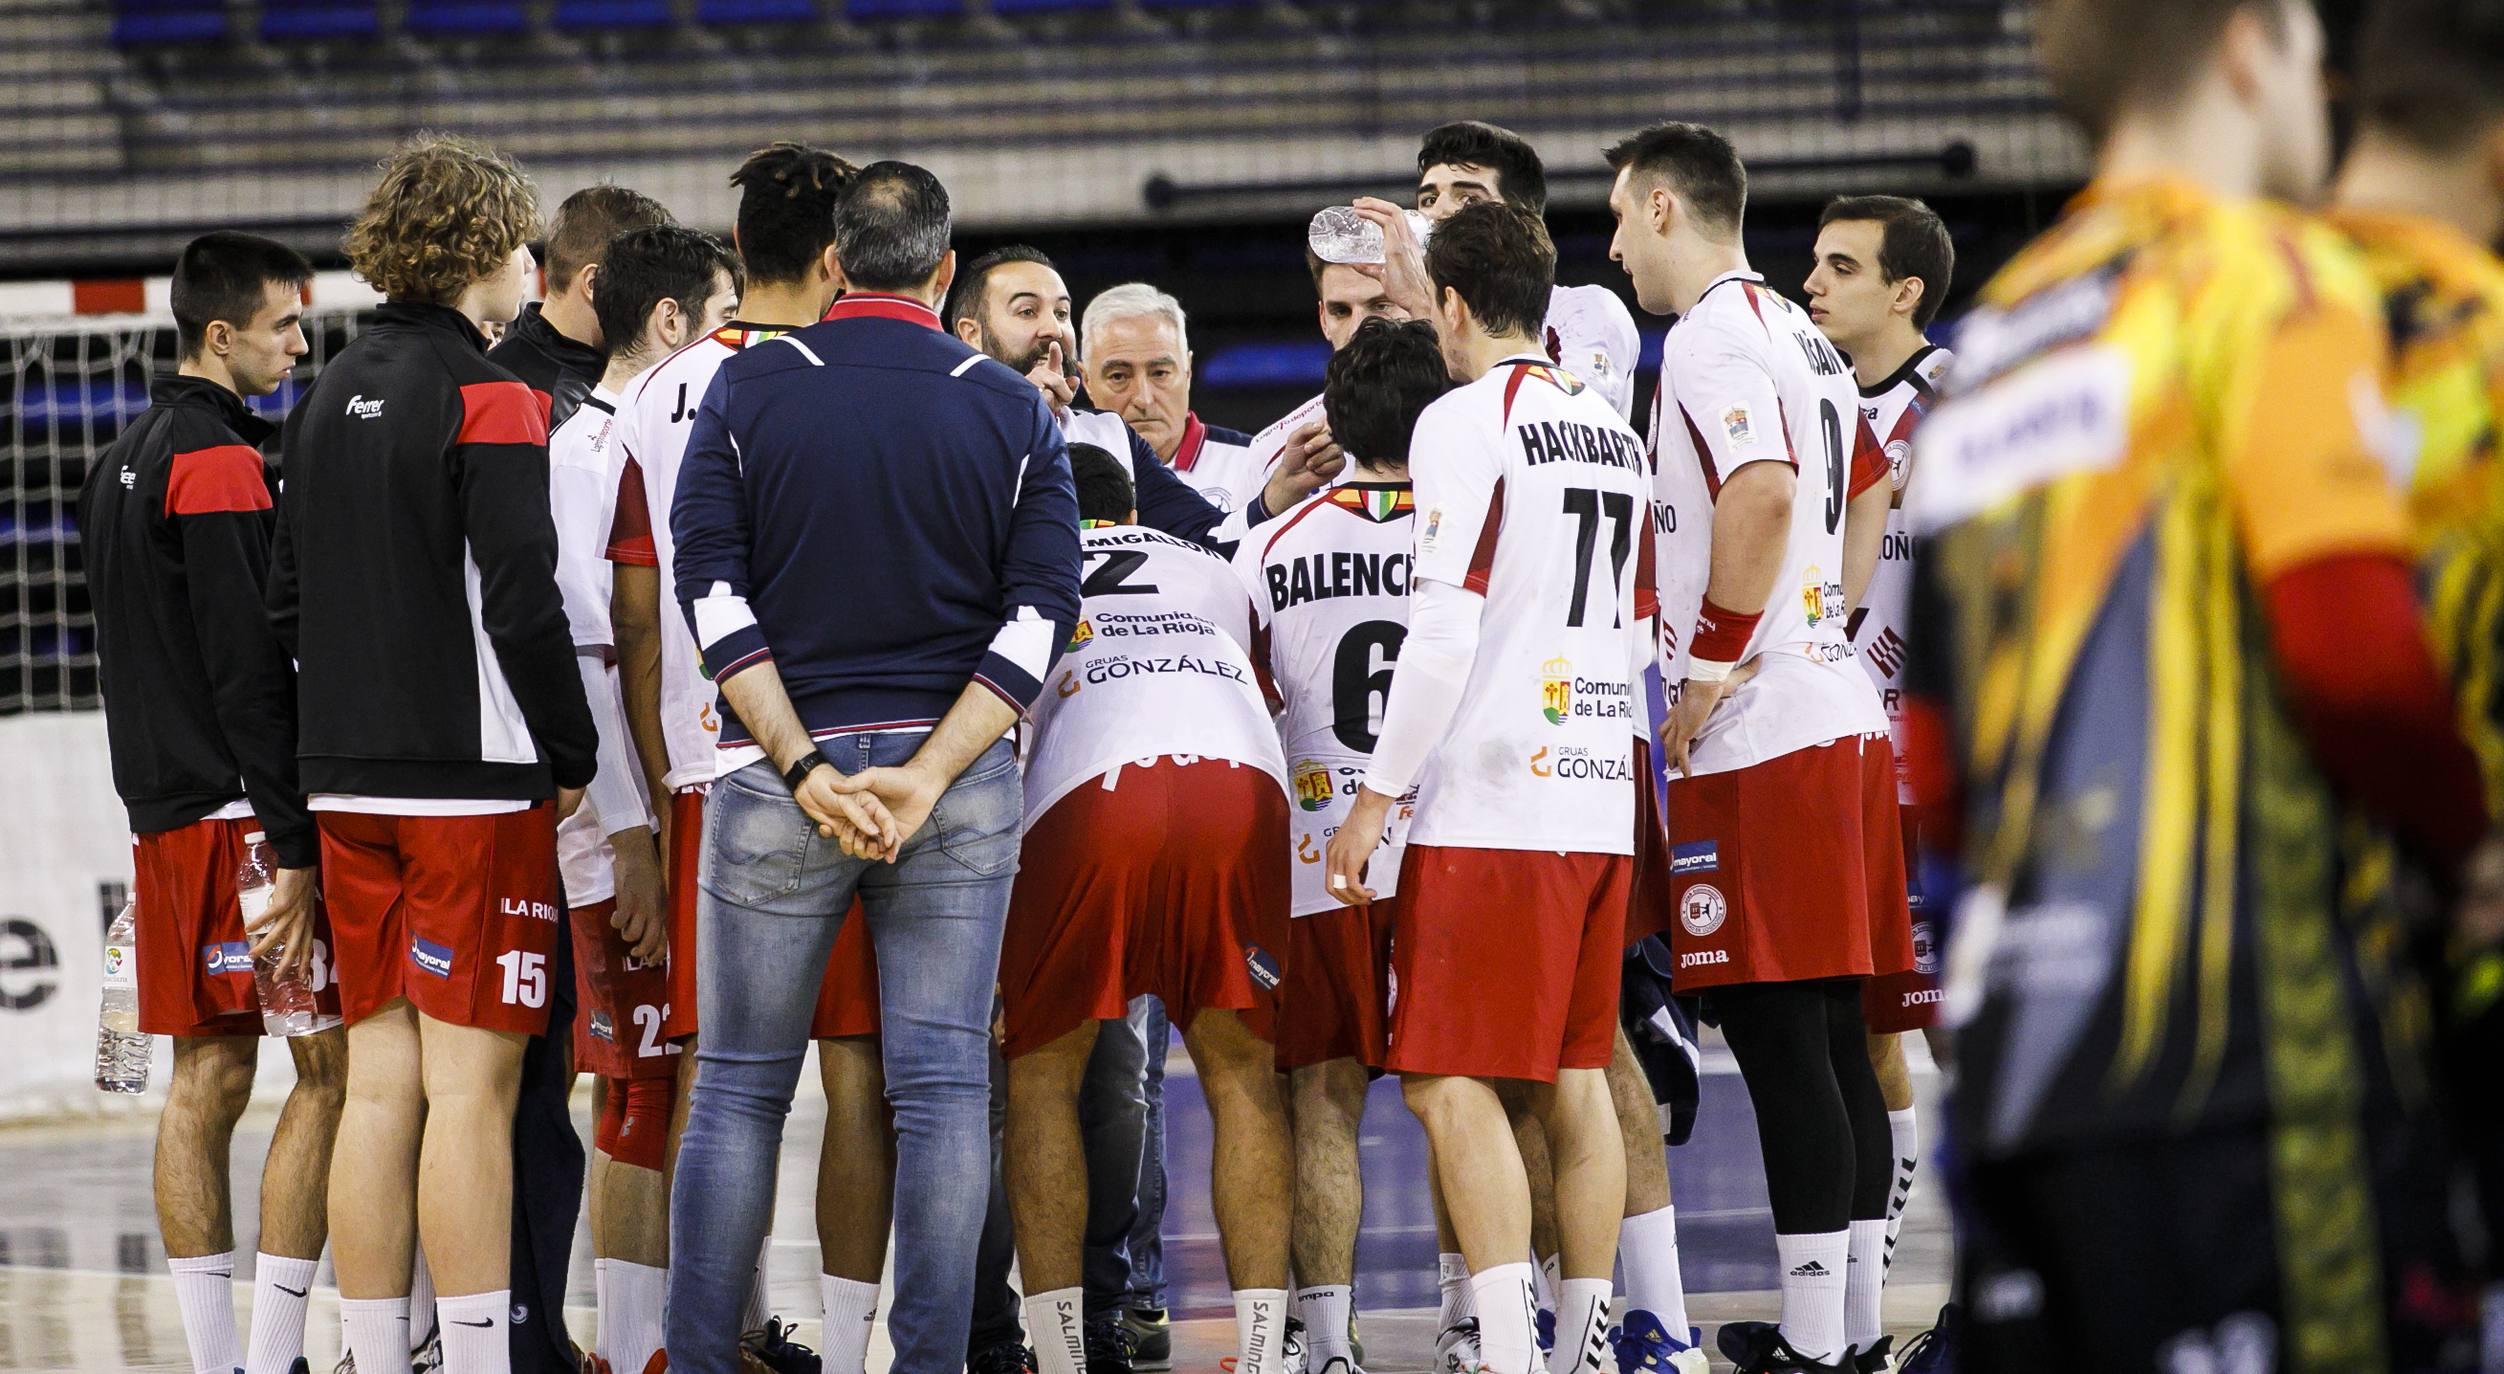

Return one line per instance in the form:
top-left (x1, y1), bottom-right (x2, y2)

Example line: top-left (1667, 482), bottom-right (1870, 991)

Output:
top-left (1296, 1285), bottom-right (1353, 1368)
top-left (1235, 1289), bottom-right (1291, 1374)
top-left (819, 1274), bottom-right (880, 1374)
top-left (408, 1249), bottom-right (437, 1346)
top-left (593, 1258), bottom-right (613, 1360)
top-left (1533, 1252), bottom-right (1560, 1315)
top-left (1617, 1204), bottom-right (1690, 1336)
top-left (608, 1260), bottom-right (666, 1374)
top-left (244, 1252), bottom-right (318, 1374)
top-left (1845, 1219), bottom-right (1888, 1352)
top-left (1027, 1287), bottom-right (1087, 1374)
top-left (1437, 1253), bottom-right (1477, 1330)
top-left (1885, 1106), bottom-right (1920, 1275)
top-left (1546, 1277), bottom-right (1611, 1374)
top-left (1470, 1261), bottom-right (1540, 1374)
top-left (437, 1289), bottom-right (512, 1374)
top-left (340, 1296), bottom-right (414, 1374)
top-left (742, 1243), bottom-right (771, 1333)
top-left (169, 1252), bottom-right (242, 1374)
top-left (1773, 1231), bottom-right (1849, 1363)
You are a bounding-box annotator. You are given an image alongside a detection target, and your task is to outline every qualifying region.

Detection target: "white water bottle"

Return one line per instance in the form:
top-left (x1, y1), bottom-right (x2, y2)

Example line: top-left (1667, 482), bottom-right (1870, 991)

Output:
top-left (240, 831), bottom-right (320, 1036)
top-left (94, 896), bottom-right (149, 1094)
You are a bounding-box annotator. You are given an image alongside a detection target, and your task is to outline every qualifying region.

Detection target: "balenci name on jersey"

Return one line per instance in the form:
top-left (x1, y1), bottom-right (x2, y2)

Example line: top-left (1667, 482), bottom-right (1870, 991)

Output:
top-left (1266, 550), bottom-right (1412, 612)
top-left (1519, 419), bottom-right (1647, 474)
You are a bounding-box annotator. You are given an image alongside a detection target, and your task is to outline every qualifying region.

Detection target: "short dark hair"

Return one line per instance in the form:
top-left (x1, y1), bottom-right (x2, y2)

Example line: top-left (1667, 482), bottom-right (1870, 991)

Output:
top-left (544, 184), bottom-right (673, 294)
top-left (730, 142), bottom-right (855, 286)
top-left (2355, 0), bottom-right (2504, 155)
top-left (1325, 318), bottom-right (1449, 468)
top-left (1068, 442), bottom-right (1134, 524)
top-left (1423, 201), bottom-right (1555, 339)
top-left (834, 161), bottom-right (953, 293)
top-left (1819, 195), bottom-right (1957, 328)
top-left (2039, 0), bottom-right (2290, 137)
top-left (1418, 120), bottom-right (1548, 215)
top-left (171, 231), bottom-right (313, 360)
top-left (1603, 121), bottom-right (1747, 237)
top-left (592, 225), bottom-right (741, 359)
top-left (946, 245), bottom-right (1056, 334)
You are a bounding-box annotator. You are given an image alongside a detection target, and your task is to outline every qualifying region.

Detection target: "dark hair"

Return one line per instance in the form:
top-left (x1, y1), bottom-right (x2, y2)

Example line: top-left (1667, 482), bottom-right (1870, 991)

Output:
top-left (172, 231), bottom-right (313, 360)
top-left (730, 142), bottom-right (855, 286)
top-left (834, 161), bottom-right (953, 293)
top-left (1818, 195), bottom-right (1957, 328)
top-left (2355, 0), bottom-right (2504, 154)
top-left (2039, 0), bottom-right (2290, 137)
top-left (946, 245), bottom-right (1057, 334)
top-left (1603, 121), bottom-right (1747, 237)
top-left (1423, 201), bottom-right (1555, 339)
top-left (544, 184), bottom-right (673, 294)
top-left (1325, 318), bottom-right (1449, 468)
top-left (1418, 120), bottom-right (1548, 215)
top-left (1068, 442), bottom-right (1135, 524)
top-left (592, 225), bottom-right (741, 360)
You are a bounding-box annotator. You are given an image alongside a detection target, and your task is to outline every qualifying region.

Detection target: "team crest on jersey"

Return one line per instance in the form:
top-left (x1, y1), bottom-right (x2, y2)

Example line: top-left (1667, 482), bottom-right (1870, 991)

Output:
top-left (1679, 884), bottom-right (1728, 937)
top-left (1067, 619), bottom-right (1095, 653)
top-left (1520, 363), bottom-right (1585, 397)
top-left (1800, 564), bottom-right (1844, 627)
top-left (1911, 918), bottom-right (1940, 976)
top-left (710, 324), bottom-right (788, 350)
top-left (1292, 759), bottom-right (1335, 812)
top-left (1326, 485), bottom-right (1415, 522)
top-left (1540, 656), bottom-right (1574, 725)
top-left (1722, 405), bottom-right (1755, 446)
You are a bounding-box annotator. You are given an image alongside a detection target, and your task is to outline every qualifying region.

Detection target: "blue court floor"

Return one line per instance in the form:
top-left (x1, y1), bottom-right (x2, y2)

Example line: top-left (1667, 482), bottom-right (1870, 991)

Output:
top-left (0, 1041), bottom-right (1950, 1372)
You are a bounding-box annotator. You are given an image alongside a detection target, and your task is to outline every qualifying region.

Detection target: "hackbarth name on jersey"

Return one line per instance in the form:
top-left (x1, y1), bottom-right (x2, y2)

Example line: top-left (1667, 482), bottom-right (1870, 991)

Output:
top-left (1263, 550), bottom-right (1412, 612)
top-left (1519, 419), bottom-right (1647, 474)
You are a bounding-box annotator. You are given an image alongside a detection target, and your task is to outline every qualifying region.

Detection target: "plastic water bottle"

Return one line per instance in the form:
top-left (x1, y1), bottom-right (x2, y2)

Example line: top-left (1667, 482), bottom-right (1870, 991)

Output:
top-left (1307, 205), bottom-right (1434, 266)
top-left (94, 897), bottom-right (149, 1094)
top-left (240, 831), bottom-right (320, 1036)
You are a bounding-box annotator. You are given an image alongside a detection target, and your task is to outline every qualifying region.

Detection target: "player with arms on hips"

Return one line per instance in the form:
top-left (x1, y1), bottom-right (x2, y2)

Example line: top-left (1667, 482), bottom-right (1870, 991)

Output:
top-left (604, 142), bottom-right (880, 1372)
top-left (1326, 201), bottom-right (1660, 1374)
top-left (1801, 192), bottom-right (1956, 1295)
top-left (1607, 122), bottom-right (1909, 1374)
top-left (548, 223), bottom-right (740, 1374)
top-left (1234, 316), bottom-right (1448, 1374)
top-left (1002, 443), bottom-right (1296, 1374)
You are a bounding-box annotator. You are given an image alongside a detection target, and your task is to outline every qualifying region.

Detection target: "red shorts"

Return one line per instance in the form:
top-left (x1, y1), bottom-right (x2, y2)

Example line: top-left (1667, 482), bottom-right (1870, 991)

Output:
top-left (663, 786), bottom-right (706, 1041)
top-left (810, 907), bottom-right (880, 1040)
top-left (133, 815), bottom-right (344, 1037)
top-left (317, 806), bottom-right (562, 1033)
top-left (1863, 814), bottom-right (1940, 1032)
top-left (1001, 758), bottom-right (1289, 1059)
top-left (1277, 901), bottom-right (1394, 1071)
top-left (1627, 736), bottom-right (1674, 946)
top-left (1663, 733), bottom-right (1914, 993)
top-left (570, 898), bottom-right (678, 1079)
top-left (1383, 845), bottom-right (1629, 1083)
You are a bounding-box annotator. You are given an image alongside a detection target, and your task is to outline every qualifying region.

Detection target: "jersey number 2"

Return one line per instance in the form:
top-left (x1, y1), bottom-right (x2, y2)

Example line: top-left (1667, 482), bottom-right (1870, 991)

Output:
top-left (1081, 548), bottom-right (1157, 597)
top-left (1561, 488), bottom-right (1634, 628)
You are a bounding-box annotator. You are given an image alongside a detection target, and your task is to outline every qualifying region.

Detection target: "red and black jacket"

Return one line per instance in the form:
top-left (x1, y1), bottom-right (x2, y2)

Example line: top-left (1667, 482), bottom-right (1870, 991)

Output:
top-left (77, 374), bottom-right (316, 865)
top-left (271, 302), bottom-right (597, 802)
top-left (487, 301), bottom-right (603, 434)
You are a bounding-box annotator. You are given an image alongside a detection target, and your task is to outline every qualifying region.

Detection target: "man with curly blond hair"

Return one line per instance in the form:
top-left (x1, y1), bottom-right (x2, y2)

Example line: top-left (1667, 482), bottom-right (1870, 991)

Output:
top-left (266, 132), bottom-right (597, 1374)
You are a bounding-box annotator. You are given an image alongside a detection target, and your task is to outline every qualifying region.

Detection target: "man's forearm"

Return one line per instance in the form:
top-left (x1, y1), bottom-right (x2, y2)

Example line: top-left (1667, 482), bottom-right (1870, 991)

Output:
top-left (613, 564), bottom-right (671, 802)
top-left (719, 661), bottom-right (823, 775)
top-left (905, 681), bottom-right (1020, 786)
top-left (1705, 464), bottom-right (1796, 616)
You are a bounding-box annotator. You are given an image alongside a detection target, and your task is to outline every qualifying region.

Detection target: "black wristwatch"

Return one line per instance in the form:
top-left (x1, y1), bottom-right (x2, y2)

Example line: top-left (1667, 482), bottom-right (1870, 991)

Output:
top-left (782, 754), bottom-right (828, 793)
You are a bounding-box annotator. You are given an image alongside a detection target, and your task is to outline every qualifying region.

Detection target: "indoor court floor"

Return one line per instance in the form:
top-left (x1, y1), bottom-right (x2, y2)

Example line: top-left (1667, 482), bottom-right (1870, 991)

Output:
top-left (0, 1040), bottom-right (1950, 1373)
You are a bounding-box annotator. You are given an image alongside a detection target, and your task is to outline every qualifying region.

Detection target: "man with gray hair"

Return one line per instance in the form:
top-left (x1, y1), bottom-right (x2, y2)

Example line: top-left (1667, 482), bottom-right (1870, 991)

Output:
top-left (664, 159), bottom-right (1082, 1374)
top-left (1079, 282), bottom-right (1261, 516)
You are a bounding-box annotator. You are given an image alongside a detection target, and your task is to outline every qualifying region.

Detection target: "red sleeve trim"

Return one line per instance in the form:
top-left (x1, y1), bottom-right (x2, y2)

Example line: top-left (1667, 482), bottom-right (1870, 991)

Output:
top-left (605, 454), bottom-right (659, 566)
top-left (1634, 504), bottom-right (1659, 621)
top-left (1848, 410), bottom-right (1890, 498)
top-left (164, 444), bottom-right (271, 516)
top-left (1462, 474), bottom-right (1507, 595)
top-left (456, 380), bottom-right (549, 447)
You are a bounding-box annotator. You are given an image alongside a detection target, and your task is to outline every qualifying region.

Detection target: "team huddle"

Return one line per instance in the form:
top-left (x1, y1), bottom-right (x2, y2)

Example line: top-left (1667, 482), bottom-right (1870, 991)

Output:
top-left (71, 1), bottom-right (2504, 1373)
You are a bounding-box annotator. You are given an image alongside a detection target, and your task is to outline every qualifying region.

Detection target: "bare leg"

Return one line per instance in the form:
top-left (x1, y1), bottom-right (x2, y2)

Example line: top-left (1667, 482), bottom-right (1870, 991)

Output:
top-left (259, 1028), bottom-right (347, 1259)
top-left (1867, 1031), bottom-right (1914, 1114)
top-left (157, 1036), bottom-right (259, 1258)
top-left (1287, 1059), bottom-right (1367, 1287)
top-left (1403, 1075), bottom-right (1530, 1274)
top-left (1609, 1025), bottom-right (1670, 1218)
top-left (816, 1036), bottom-right (896, 1283)
top-left (1522, 1069), bottom-right (1623, 1282)
top-left (414, 1012), bottom-right (527, 1295)
top-left (1182, 1011), bottom-right (1292, 1290)
top-left (331, 1002), bottom-right (423, 1299)
top-left (1005, 1020), bottom-right (1101, 1293)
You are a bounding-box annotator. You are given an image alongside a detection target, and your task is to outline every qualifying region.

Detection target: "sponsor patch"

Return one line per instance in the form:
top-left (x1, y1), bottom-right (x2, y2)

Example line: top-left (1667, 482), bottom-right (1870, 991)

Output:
top-left (1679, 949), bottom-right (1729, 969)
top-left (1066, 619), bottom-right (1094, 653)
top-left (201, 940), bottom-right (254, 976)
top-left (1292, 759), bottom-right (1335, 813)
top-left (1721, 405), bottom-right (1754, 446)
top-left (1244, 944), bottom-right (1282, 991)
top-left (410, 936), bottom-right (455, 979)
top-left (588, 1009), bottom-right (615, 1043)
top-left (1679, 883), bottom-right (1728, 938)
top-left (1669, 841), bottom-right (1719, 875)
top-left (1911, 918), bottom-right (1940, 976)
top-left (1540, 656), bottom-right (1574, 725)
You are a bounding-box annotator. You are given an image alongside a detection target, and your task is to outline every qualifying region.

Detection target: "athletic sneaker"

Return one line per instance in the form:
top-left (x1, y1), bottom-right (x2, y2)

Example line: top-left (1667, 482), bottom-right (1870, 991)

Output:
top-left (1609, 1310), bottom-right (1709, 1374)
top-left (1433, 1318), bottom-right (1482, 1374)
top-left (1347, 1313), bottom-right (1364, 1367)
top-left (413, 1324), bottom-right (442, 1374)
top-left (1311, 1354), bottom-right (1366, 1374)
top-left (740, 1318), bottom-right (822, 1374)
top-left (1715, 1322), bottom-right (1858, 1374)
top-left (1894, 1304), bottom-right (1958, 1374)
top-left (1124, 1307), bottom-right (1173, 1372)
top-left (1850, 1335), bottom-right (1896, 1374)
top-left (1284, 1316), bottom-right (1308, 1374)
top-left (1536, 1308), bottom-right (1557, 1354)
top-left (333, 1356), bottom-right (354, 1374)
top-left (968, 1339), bottom-right (1037, 1374)
top-left (1088, 1312), bottom-right (1140, 1374)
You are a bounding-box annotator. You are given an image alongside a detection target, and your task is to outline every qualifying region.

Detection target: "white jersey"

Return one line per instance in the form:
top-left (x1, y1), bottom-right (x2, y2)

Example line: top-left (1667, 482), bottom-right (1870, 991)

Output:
top-left (1845, 344), bottom-right (1952, 802)
top-left (612, 322), bottom-right (789, 791)
top-left (1405, 354), bottom-right (1651, 854)
top-left (1024, 525), bottom-right (1288, 822)
top-left (1651, 271), bottom-right (1889, 778)
top-left (1058, 406), bottom-right (1256, 547)
top-left (549, 386), bottom-right (626, 904)
top-left (1170, 415), bottom-right (1262, 515)
top-left (1235, 481), bottom-right (1418, 915)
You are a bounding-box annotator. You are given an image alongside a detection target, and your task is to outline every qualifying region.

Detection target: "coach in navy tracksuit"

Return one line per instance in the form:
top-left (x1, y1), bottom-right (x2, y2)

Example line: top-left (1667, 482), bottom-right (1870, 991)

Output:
top-left (662, 160), bottom-right (1081, 1374)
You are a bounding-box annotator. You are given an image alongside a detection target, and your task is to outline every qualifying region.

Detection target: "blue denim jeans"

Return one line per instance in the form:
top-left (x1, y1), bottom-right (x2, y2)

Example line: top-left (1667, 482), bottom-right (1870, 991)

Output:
top-left (1126, 994), bottom-right (1172, 1310)
top-left (665, 736), bottom-right (1021, 1374)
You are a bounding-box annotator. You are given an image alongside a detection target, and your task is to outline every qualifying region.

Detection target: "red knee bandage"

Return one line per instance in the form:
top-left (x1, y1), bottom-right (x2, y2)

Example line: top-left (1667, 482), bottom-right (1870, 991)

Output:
top-left (595, 1074), bottom-right (674, 1171)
